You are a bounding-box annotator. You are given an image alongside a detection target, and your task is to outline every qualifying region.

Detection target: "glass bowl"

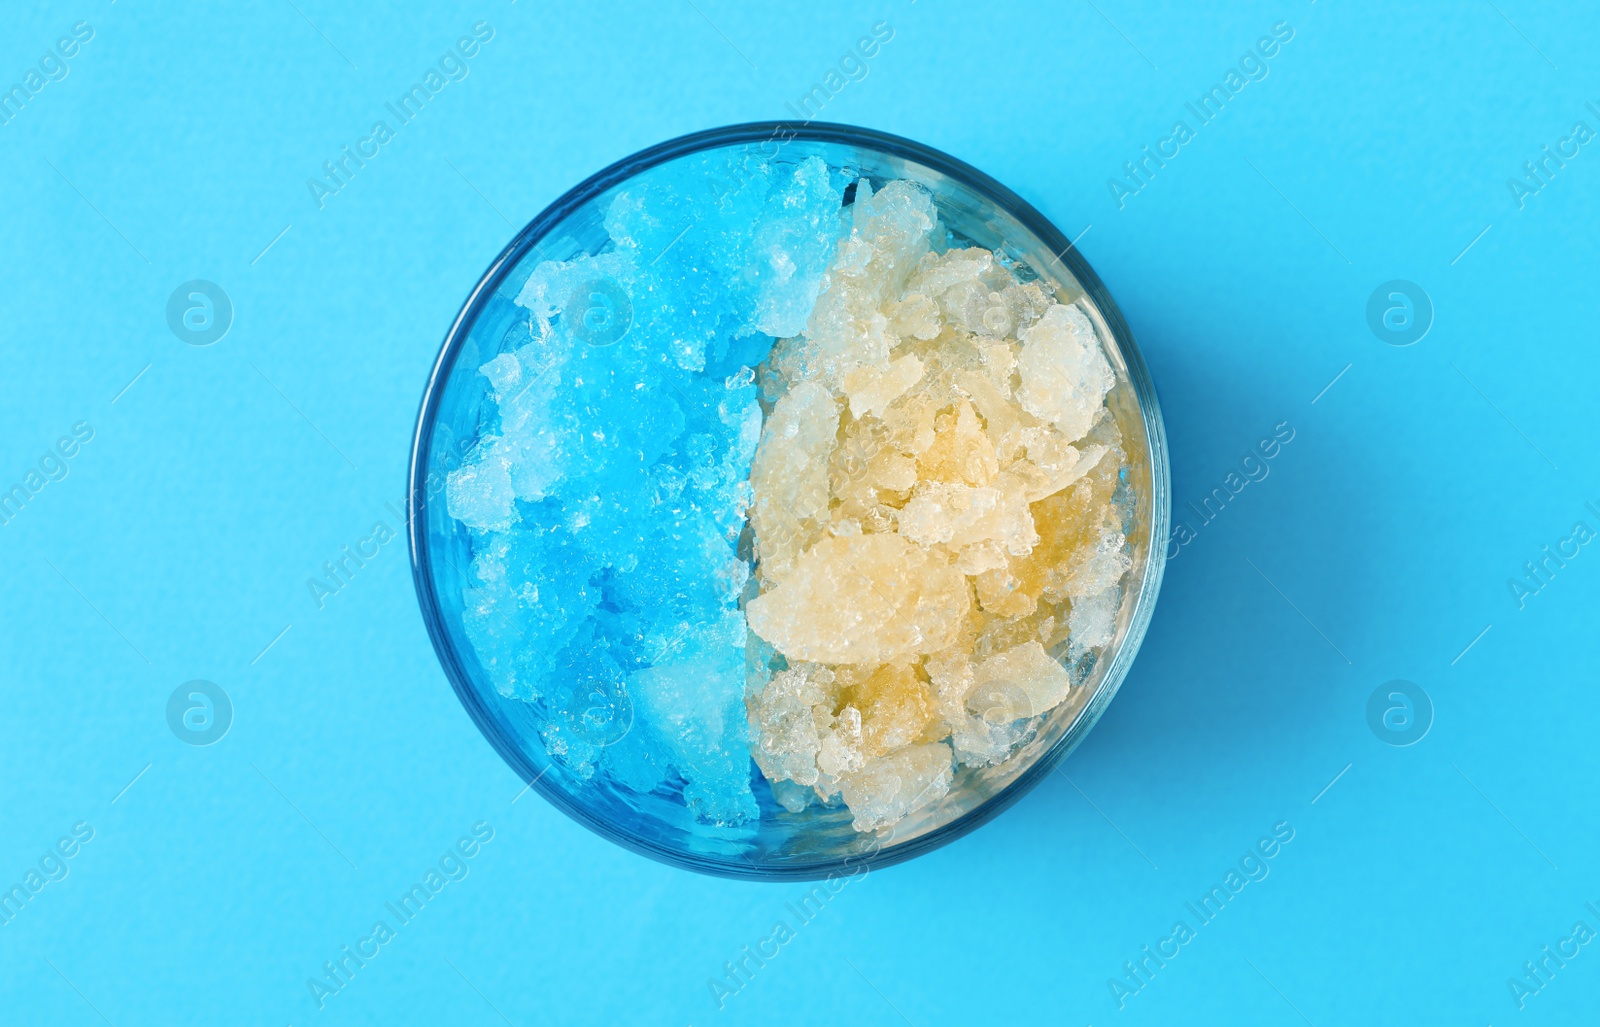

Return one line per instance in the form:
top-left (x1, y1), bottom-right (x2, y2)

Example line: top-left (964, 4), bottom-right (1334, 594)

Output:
top-left (407, 122), bottom-right (1169, 880)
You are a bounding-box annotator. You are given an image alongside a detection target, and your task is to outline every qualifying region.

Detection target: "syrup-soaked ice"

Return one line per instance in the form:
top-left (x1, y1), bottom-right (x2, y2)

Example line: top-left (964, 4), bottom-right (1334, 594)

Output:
top-left (446, 152), bottom-right (846, 827)
top-left (744, 179), bottom-right (1129, 832)
top-left (447, 154), bottom-right (1131, 834)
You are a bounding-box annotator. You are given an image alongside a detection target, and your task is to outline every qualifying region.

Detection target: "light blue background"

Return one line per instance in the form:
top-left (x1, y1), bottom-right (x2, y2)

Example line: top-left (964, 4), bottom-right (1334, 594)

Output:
top-left (2, 1), bottom-right (1596, 1024)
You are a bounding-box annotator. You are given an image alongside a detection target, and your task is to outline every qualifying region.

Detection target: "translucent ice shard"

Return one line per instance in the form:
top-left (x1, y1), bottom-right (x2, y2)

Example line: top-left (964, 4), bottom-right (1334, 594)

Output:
top-left (745, 533), bottom-right (970, 665)
top-left (748, 380), bottom-right (839, 587)
top-left (631, 646), bottom-right (758, 827)
top-left (837, 742), bottom-right (953, 832)
top-left (967, 640), bottom-right (1074, 722)
top-left (1016, 303), bottom-right (1116, 443)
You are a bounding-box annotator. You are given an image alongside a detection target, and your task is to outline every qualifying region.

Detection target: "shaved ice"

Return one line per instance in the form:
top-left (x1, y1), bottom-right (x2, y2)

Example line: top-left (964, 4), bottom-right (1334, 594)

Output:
top-left (446, 151), bottom-right (1132, 833)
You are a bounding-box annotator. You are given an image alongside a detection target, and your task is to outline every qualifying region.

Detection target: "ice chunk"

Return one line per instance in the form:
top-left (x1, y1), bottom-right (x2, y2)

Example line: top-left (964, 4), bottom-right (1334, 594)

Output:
top-left (631, 648), bottom-right (759, 827)
top-left (950, 712), bottom-right (1036, 768)
top-left (816, 704), bottom-right (866, 779)
top-left (745, 663), bottom-right (830, 787)
top-left (840, 662), bottom-right (938, 757)
top-left (844, 352), bottom-right (925, 419)
top-left (749, 380), bottom-right (839, 586)
top-left (479, 352), bottom-right (522, 397)
top-left (897, 481), bottom-right (1038, 557)
top-left (446, 439), bottom-right (517, 532)
top-left (750, 156), bottom-right (848, 338)
top-left (887, 293), bottom-right (942, 341)
top-left (745, 533), bottom-right (970, 665)
top-left (837, 742), bottom-right (953, 832)
top-left (967, 640), bottom-right (1073, 723)
top-left (1017, 303), bottom-right (1116, 443)
top-left (770, 777), bottom-right (816, 813)
top-left (1068, 588), bottom-right (1120, 653)
top-left (913, 400), bottom-right (998, 487)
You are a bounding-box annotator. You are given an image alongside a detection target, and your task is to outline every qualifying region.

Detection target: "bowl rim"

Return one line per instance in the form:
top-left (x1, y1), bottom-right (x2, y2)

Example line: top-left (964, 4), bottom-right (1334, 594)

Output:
top-left (407, 120), bottom-right (1171, 881)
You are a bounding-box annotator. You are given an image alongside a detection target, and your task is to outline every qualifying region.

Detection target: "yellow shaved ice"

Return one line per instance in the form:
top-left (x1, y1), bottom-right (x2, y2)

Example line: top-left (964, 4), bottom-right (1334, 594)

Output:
top-left (742, 179), bottom-right (1131, 832)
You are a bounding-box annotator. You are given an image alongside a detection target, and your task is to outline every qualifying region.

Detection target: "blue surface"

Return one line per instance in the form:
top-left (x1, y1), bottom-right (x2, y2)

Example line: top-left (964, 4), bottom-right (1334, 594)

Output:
top-left (1, 1), bottom-right (1595, 1024)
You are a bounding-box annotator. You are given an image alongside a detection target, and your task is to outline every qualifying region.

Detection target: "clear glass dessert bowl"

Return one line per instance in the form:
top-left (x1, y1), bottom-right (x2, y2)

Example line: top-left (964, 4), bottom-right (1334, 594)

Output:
top-left (408, 122), bottom-right (1169, 879)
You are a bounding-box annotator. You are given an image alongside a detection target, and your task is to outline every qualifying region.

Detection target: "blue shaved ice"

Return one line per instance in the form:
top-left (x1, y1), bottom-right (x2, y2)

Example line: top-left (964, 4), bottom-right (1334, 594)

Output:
top-left (446, 153), bottom-right (847, 825)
